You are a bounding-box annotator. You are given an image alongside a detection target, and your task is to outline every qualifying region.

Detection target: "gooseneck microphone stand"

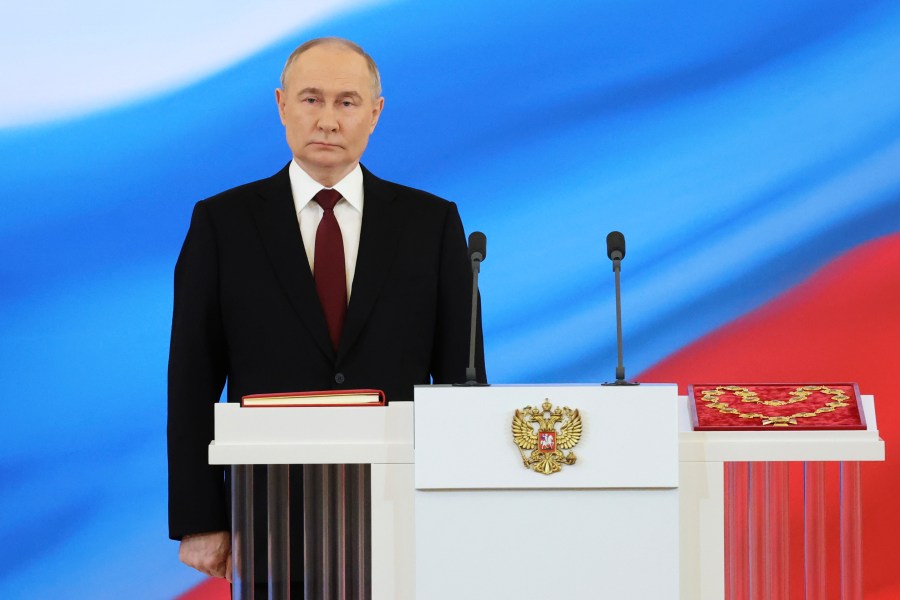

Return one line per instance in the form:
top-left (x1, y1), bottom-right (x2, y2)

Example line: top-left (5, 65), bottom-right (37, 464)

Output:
top-left (602, 231), bottom-right (639, 386)
top-left (456, 231), bottom-right (489, 387)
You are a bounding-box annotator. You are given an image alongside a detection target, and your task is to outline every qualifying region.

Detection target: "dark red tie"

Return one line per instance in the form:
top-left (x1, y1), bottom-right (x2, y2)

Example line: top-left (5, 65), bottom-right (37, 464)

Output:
top-left (313, 189), bottom-right (346, 350)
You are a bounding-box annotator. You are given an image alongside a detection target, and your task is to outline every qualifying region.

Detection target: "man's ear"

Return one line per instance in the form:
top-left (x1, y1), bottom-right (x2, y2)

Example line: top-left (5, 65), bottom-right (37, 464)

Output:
top-left (370, 96), bottom-right (384, 132)
top-left (275, 88), bottom-right (287, 124)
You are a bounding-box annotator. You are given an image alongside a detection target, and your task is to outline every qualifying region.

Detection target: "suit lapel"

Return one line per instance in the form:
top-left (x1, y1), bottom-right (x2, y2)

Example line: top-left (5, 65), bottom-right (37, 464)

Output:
top-left (338, 166), bottom-right (403, 361)
top-left (250, 164), bottom-right (336, 361)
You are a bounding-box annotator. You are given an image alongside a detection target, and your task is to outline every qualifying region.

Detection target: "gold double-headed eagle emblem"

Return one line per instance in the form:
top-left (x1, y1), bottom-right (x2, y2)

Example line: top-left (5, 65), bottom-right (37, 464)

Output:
top-left (512, 399), bottom-right (582, 475)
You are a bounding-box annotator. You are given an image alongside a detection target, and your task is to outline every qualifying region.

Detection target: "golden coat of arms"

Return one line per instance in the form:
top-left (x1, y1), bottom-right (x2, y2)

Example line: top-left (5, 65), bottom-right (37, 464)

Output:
top-left (512, 400), bottom-right (582, 475)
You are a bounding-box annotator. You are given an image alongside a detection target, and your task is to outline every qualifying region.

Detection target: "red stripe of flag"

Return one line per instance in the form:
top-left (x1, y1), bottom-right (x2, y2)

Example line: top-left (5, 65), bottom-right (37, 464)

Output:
top-left (641, 233), bottom-right (900, 599)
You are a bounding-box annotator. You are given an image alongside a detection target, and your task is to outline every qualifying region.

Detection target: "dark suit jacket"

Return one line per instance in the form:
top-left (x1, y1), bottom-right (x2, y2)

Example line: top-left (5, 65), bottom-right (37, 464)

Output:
top-left (167, 163), bottom-right (485, 539)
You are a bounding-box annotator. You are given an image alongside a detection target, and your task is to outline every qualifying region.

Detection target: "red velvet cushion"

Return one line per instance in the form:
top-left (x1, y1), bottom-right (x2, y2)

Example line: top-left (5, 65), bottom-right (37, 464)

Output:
top-left (689, 383), bottom-right (865, 430)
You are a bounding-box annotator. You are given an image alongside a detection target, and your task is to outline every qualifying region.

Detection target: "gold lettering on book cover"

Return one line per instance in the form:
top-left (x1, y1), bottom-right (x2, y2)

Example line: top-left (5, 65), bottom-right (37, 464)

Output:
top-left (702, 385), bottom-right (850, 427)
top-left (512, 399), bottom-right (582, 475)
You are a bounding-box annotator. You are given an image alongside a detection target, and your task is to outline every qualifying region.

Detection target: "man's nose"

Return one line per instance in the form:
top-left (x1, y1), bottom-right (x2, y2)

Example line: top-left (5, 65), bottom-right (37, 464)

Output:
top-left (317, 105), bottom-right (338, 132)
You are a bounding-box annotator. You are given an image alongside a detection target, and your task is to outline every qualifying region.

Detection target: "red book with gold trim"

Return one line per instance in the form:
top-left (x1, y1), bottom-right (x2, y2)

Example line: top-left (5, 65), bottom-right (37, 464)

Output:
top-left (241, 389), bottom-right (386, 407)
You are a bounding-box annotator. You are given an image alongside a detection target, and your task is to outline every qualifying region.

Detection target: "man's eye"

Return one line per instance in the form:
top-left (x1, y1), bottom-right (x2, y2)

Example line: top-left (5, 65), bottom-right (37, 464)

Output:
top-left (341, 100), bottom-right (355, 107)
top-left (304, 97), bottom-right (318, 104)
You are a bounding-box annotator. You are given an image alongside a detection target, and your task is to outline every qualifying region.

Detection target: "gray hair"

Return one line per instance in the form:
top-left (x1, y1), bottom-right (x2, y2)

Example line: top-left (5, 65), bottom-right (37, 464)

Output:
top-left (280, 37), bottom-right (382, 99)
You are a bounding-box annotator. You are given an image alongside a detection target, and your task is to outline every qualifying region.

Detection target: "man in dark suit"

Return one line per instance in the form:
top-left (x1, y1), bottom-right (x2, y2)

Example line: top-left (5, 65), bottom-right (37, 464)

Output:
top-left (167, 37), bottom-right (485, 585)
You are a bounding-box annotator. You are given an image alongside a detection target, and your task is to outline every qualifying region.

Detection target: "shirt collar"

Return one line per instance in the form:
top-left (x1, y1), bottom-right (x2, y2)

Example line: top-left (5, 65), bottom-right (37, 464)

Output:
top-left (289, 160), bottom-right (364, 214)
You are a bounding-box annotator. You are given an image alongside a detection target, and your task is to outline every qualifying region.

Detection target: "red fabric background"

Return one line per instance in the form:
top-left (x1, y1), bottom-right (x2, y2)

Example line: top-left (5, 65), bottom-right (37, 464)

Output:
top-left (176, 578), bottom-right (228, 600)
top-left (175, 233), bottom-right (900, 599)
top-left (641, 233), bottom-right (900, 599)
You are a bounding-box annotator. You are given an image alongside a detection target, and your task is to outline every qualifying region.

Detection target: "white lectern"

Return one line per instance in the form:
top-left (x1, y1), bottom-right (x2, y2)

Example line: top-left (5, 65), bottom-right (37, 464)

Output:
top-left (415, 384), bottom-right (681, 599)
top-left (210, 386), bottom-right (883, 599)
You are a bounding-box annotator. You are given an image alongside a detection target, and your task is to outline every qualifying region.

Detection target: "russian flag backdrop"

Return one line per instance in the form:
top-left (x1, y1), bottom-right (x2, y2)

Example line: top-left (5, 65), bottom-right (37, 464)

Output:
top-left (1, 1), bottom-right (898, 598)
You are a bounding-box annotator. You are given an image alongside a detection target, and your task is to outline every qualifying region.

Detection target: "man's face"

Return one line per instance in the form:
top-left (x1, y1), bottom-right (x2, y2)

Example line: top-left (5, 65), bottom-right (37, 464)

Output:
top-left (276, 45), bottom-right (383, 185)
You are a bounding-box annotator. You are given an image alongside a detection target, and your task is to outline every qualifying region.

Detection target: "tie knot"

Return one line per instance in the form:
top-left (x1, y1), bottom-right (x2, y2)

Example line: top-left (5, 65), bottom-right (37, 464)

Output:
top-left (314, 188), bottom-right (342, 211)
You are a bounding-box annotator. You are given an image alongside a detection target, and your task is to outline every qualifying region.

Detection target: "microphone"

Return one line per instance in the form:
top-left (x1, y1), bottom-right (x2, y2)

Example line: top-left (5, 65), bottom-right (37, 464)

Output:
top-left (602, 231), bottom-right (639, 386)
top-left (455, 231), bottom-right (489, 386)
top-left (606, 230), bottom-right (625, 261)
top-left (469, 231), bottom-right (487, 268)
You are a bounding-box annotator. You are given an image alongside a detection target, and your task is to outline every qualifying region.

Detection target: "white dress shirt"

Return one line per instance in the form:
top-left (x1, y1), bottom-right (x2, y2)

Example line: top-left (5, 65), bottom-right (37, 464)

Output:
top-left (289, 160), bottom-right (364, 299)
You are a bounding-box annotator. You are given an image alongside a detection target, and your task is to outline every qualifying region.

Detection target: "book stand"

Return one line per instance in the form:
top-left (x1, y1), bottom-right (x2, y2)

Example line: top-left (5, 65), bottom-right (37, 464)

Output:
top-left (678, 394), bottom-right (885, 599)
top-left (209, 401), bottom-right (415, 600)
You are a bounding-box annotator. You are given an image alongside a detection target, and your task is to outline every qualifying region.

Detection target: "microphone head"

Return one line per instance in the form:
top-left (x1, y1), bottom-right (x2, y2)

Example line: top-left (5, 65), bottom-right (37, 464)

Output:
top-left (468, 231), bottom-right (487, 262)
top-left (606, 231), bottom-right (625, 261)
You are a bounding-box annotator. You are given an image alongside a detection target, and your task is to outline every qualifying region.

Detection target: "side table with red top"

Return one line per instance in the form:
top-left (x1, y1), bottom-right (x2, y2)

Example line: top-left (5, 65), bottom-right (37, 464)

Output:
top-left (678, 384), bottom-right (885, 600)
